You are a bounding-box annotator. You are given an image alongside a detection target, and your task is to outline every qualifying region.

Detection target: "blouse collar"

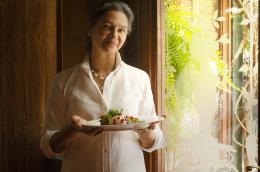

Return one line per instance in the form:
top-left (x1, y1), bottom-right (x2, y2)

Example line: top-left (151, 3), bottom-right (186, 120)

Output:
top-left (80, 52), bottom-right (123, 72)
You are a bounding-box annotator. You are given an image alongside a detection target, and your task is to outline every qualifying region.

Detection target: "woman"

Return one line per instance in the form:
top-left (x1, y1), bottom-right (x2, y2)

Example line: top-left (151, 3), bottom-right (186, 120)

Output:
top-left (40, 1), bottom-right (166, 172)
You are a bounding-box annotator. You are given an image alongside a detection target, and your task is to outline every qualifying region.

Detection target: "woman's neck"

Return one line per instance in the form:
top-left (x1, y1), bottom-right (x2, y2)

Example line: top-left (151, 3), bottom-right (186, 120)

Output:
top-left (89, 51), bottom-right (116, 75)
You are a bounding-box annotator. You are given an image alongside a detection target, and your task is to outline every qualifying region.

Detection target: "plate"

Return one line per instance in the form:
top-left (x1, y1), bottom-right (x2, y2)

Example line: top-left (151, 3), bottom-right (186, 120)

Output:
top-left (80, 116), bottom-right (165, 131)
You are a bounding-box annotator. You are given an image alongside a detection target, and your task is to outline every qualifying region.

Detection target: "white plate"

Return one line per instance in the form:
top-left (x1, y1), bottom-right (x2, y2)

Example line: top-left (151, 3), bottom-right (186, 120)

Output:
top-left (80, 116), bottom-right (165, 131)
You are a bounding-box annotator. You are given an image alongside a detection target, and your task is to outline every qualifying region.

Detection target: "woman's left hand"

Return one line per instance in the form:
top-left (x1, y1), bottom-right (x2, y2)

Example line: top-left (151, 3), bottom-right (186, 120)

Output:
top-left (136, 121), bottom-right (159, 148)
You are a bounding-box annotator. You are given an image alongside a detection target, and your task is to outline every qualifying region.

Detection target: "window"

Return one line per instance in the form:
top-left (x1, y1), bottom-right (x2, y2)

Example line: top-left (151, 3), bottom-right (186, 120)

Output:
top-left (164, 0), bottom-right (259, 171)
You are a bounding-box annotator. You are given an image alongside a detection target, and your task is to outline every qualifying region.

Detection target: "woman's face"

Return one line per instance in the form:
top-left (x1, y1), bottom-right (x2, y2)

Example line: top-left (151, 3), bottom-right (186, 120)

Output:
top-left (89, 10), bottom-right (128, 54)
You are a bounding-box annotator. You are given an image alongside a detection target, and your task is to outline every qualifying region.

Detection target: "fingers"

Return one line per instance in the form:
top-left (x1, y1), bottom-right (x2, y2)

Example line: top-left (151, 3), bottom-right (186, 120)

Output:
top-left (71, 116), bottom-right (103, 136)
top-left (92, 128), bottom-right (103, 136)
top-left (87, 127), bottom-right (103, 136)
top-left (147, 125), bottom-right (155, 130)
top-left (135, 121), bottom-right (159, 135)
top-left (82, 127), bottom-right (103, 136)
top-left (135, 128), bottom-right (154, 137)
top-left (135, 128), bottom-right (147, 134)
top-left (148, 121), bottom-right (159, 130)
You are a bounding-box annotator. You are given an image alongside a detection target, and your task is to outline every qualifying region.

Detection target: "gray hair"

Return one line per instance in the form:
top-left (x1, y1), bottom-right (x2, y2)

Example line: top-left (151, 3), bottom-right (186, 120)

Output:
top-left (86, 1), bottom-right (134, 52)
top-left (90, 1), bottom-right (134, 33)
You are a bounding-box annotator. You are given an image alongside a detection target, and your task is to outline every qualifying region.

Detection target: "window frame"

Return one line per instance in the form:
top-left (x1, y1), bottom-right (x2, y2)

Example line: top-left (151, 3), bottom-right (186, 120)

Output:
top-left (218, 0), bottom-right (233, 145)
top-left (142, 0), bottom-right (166, 171)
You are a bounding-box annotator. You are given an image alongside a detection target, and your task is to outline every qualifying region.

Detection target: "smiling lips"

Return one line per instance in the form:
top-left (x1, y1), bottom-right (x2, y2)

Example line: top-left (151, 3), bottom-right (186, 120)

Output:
top-left (104, 40), bottom-right (118, 47)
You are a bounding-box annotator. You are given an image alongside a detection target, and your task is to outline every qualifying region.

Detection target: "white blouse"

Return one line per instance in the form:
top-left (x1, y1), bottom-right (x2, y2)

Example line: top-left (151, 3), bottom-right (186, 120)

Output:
top-left (40, 54), bottom-right (166, 172)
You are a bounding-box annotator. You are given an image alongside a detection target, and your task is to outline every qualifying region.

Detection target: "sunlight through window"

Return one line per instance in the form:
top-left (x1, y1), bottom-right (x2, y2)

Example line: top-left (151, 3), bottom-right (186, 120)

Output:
top-left (164, 0), bottom-right (259, 171)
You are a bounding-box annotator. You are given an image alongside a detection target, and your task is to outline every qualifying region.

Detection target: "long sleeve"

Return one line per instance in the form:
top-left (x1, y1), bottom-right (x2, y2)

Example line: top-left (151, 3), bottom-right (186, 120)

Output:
top-left (138, 73), bottom-right (166, 152)
top-left (39, 77), bottom-right (67, 158)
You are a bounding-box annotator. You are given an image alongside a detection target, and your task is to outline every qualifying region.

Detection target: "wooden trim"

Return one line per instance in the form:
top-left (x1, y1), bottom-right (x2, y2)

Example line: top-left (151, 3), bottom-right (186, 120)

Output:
top-left (151, 0), bottom-right (165, 171)
top-left (219, 0), bottom-right (232, 145)
top-left (258, 0), bottom-right (260, 167)
top-left (141, 0), bottom-right (153, 170)
top-left (137, 0), bottom-right (165, 171)
top-left (56, 0), bottom-right (63, 73)
top-left (155, 0), bottom-right (166, 171)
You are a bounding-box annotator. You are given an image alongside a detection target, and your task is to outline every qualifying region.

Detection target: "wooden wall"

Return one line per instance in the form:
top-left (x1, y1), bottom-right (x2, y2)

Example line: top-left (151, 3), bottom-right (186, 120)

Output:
top-left (0, 1), bottom-right (58, 171)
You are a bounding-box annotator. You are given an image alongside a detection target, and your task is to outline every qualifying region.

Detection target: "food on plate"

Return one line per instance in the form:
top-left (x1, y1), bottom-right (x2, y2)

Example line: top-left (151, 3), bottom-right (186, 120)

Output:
top-left (100, 109), bottom-right (142, 125)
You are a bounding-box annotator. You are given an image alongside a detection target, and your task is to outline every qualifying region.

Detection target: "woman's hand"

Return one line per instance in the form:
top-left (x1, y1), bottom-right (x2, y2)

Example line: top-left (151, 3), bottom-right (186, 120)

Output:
top-left (71, 115), bottom-right (103, 136)
top-left (136, 121), bottom-right (159, 149)
top-left (49, 115), bottom-right (102, 153)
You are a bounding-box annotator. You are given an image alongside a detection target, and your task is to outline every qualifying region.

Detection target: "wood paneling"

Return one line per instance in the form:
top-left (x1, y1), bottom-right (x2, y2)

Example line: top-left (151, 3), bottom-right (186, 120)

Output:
top-left (0, 0), bottom-right (57, 171)
top-left (58, 0), bottom-right (89, 70)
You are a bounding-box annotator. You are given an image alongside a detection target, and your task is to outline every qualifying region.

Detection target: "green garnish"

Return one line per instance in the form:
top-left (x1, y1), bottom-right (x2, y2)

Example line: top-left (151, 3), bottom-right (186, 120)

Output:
top-left (100, 109), bottom-right (142, 125)
top-left (100, 109), bottom-right (123, 125)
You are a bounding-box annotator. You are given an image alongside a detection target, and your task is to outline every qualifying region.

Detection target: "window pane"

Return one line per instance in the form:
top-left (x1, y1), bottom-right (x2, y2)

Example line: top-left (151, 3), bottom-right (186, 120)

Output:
top-left (164, 0), bottom-right (259, 171)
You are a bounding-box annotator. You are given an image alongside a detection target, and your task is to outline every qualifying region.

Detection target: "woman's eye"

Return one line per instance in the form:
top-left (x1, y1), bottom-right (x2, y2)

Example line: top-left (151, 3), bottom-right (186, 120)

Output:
top-left (118, 28), bottom-right (126, 33)
top-left (103, 25), bottom-right (111, 30)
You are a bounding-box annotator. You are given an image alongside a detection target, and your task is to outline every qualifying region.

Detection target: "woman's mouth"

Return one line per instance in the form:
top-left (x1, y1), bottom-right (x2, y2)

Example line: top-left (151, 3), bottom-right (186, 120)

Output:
top-left (104, 41), bottom-right (118, 47)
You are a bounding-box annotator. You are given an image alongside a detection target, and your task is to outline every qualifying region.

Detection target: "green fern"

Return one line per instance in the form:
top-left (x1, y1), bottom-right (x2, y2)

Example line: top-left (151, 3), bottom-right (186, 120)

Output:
top-left (165, 0), bottom-right (195, 140)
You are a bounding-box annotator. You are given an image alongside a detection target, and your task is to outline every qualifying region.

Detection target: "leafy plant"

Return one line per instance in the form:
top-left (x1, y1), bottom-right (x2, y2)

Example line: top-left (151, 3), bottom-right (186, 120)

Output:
top-left (165, 0), bottom-right (195, 141)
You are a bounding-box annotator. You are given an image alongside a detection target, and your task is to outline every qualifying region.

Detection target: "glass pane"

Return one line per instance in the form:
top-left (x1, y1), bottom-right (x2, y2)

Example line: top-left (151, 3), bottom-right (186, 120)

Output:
top-left (164, 0), bottom-right (259, 171)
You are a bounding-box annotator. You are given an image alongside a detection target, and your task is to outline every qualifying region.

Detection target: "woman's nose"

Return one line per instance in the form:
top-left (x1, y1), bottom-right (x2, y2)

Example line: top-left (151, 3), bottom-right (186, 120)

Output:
top-left (110, 28), bottom-right (118, 38)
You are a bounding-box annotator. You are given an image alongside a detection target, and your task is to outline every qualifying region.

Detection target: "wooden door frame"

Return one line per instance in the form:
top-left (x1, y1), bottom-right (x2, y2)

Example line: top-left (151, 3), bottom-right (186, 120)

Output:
top-left (218, 0), bottom-right (232, 145)
top-left (139, 0), bottom-right (165, 171)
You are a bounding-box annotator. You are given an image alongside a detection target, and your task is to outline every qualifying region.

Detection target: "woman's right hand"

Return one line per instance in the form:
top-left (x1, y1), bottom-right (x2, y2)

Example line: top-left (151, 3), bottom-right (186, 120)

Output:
top-left (71, 115), bottom-right (103, 136)
top-left (49, 115), bottom-right (102, 153)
